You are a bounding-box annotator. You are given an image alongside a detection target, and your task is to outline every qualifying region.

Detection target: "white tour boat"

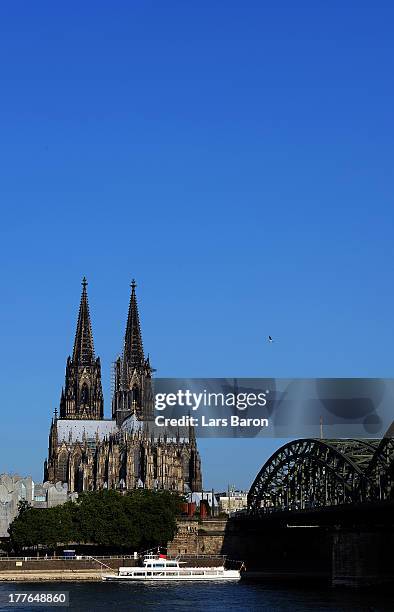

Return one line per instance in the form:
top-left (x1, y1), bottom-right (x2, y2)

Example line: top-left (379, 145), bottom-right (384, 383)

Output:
top-left (102, 552), bottom-right (241, 582)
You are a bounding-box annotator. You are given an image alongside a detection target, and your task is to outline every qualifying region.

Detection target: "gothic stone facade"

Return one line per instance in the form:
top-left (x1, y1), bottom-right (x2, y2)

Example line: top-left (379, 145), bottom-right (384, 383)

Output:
top-left (44, 279), bottom-right (202, 494)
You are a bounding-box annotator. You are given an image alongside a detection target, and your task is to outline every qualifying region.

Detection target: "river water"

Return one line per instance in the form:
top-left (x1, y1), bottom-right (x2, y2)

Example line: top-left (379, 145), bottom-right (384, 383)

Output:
top-left (0, 581), bottom-right (391, 611)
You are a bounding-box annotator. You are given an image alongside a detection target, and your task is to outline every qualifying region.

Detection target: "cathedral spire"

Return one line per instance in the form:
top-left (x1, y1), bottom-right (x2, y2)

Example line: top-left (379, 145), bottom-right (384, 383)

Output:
top-left (112, 280), bottom-right (152, 425)
top-left (72, 277), bottom-right (95, 365)
top-left (123, 279), bottom-right (144, 369)
top-left (59, 277), bottom-right (104, 420)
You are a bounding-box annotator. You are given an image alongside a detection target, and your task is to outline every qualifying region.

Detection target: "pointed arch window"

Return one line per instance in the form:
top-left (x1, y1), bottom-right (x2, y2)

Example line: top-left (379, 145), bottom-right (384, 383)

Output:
top-left (132, 385), bottom-right (139, 404)
top-left (80, 382), bottom-right (90, 406)
top-left (73, 453), bottom-right (83, 492)
top-left (58, 451), bottom-right (68, 482)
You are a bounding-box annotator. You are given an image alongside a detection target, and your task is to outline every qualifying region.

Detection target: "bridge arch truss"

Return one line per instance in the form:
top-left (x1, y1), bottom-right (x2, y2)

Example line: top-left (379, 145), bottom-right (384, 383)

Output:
top-left (247, 438), bottom-right (385, 512)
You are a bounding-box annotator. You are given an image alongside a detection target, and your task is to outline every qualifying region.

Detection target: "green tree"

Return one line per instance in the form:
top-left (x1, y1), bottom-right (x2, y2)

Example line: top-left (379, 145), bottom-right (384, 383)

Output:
top-left (17, 499), bottom-right (31, 514)
top-left (9, 507), bottom-right (43, 551)
top-left (8, 489), bottom-right (184, 553)
top-left (76, 490), bottom-right (139, 548)
top-left (124, 490), bottom-right (183, 549)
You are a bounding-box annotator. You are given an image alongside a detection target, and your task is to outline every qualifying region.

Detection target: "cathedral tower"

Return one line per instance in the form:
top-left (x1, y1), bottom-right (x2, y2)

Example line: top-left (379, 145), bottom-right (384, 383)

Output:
top-left (112, 280), bottom-right (153, 426)
top-left (59, 278), bottom-right (104, 419)
top-left (45, 277), bottom-right (202, 494)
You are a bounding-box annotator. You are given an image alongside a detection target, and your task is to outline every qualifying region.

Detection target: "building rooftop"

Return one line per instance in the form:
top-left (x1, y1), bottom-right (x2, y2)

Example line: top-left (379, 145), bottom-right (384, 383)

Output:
top-left (56, 419), bottom-right (118, 443)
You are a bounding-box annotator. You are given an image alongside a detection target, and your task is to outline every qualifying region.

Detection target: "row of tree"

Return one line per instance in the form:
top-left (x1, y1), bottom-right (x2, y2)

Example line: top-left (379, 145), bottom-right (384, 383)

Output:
top-left (8, 489), bottom-right (184, 553)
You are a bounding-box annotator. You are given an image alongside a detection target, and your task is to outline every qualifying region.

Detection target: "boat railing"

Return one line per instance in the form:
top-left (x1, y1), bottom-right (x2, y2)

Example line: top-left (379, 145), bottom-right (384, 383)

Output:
top-left (167, 553), bottom-right (226, 560)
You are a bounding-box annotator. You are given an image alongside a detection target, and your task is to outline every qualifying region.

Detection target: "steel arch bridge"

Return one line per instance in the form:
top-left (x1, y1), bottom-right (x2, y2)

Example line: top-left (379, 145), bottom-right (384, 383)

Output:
top-left (247, 438), bottom-right (394, 512)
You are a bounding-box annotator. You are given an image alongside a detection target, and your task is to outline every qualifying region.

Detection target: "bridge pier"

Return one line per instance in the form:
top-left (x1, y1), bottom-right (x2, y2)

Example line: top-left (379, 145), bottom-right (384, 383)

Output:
top-left (169, 513), bottom-right (394, 588)
top-left (332, 529), bottom-right (394, 588)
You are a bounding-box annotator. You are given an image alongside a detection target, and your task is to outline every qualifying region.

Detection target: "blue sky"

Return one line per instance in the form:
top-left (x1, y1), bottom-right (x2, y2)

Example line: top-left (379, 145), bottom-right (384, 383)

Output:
top-left (0, 2), bottom-right (393, 489)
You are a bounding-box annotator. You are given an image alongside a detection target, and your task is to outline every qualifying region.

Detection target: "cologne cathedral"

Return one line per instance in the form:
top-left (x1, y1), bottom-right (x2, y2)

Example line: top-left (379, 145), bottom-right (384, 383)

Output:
top-left (44, 279), bottom-right (202, 494)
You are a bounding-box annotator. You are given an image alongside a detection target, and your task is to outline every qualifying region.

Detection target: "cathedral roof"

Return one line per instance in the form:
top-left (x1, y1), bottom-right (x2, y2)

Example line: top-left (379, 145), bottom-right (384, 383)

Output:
top-left (120, 413), bottom-right (192, 443)
top-left (56, 419), bottom-right (118, 444)
top-left (120, 413), bottom-right (144, 434)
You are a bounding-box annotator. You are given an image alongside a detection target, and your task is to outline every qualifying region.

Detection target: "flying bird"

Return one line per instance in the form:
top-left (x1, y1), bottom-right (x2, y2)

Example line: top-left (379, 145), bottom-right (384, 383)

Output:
top-left (268, 336), bottom-right (273, 343)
